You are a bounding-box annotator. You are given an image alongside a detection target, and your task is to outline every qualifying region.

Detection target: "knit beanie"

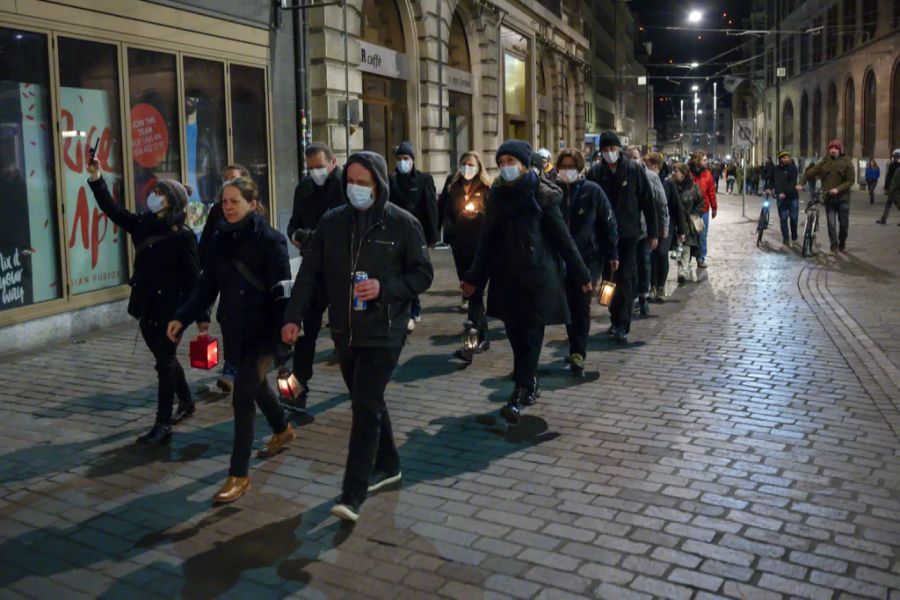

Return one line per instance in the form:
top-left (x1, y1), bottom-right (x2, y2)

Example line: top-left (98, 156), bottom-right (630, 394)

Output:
top-left (599, 131), bottom-right (622, 149)
top-left (394, 141), bottom-right (416, 160)
top-left (496, 139), bottom-right (533, 167)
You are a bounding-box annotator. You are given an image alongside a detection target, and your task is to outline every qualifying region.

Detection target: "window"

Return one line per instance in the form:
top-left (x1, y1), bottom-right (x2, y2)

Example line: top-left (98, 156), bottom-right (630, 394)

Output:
top-left (800, 31), bottom-right (810, 71)
top-left (842, 0), bottom-right (856, 52)
top-left (826, 7), bottom-right (838, 59)
top-left (782, 99), bottom-right (794, 151)
top-left (127, 49), bottom-right (180, 213)
top-left (862, 0), bottom-right (877, 42)
top-left (893, 63), bottom-right (900, 150)
top-left (843, 78), bottom-right (855, 156)
top-left (812, 88), bottom-right (823, 155)
top-left (800, 92), bottom-right (809, 156)
top-left (183, 57), bottom-right (227, 229)
top-left (361, 0), bottom-right (404, 52)
top-left (0, 28), bottom-right (61, 312)
top-left (813, 18), bottom-right (824, 64)
top-left (826, 82), bottom-right (838, 142)
top-left (230, 65), bottom-right (270, 212)
top-left (504, 52), bottom-right (527, 116)
top-left (57, 37), bottom-right (128, 295)
top-left (862, 70), bottom-right (876, 157)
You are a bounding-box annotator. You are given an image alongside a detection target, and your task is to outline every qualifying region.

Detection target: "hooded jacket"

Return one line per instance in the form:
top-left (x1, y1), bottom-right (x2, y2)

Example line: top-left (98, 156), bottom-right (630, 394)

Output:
top-left (286, 166), bottom-right (345, 254)
top-left (389, 167), bottom-right (439, 245)
top-left (465, 170), bottom-right (590, 326)
top-left (174, 211), bottom-right (290, 363)
top-left (690, 165), bottom-right (718, 213)
top-left (88, 176), bottom-right (204, 324)
top-left (284, 151), bottom-right (434, 348)
top-left (555, 176), bottom-right (618, 277)
top-left (586, 156), bottom-right (658, 241)
top-left (643, 168), bottom-right (671, 239)
top-left (800, 154), bottom-right (855, 201)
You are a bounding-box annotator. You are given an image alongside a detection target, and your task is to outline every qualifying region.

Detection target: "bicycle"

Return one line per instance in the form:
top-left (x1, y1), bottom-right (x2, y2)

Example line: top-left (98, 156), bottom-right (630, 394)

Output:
top-left (802, 192), bottom-right (822, 258)
top-left (756, 192), bottom-right (771, 247)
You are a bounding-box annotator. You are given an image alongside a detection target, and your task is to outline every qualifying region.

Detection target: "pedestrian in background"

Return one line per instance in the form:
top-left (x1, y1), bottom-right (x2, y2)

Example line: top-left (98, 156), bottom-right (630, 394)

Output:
top-left (645, 153), bottom-right (676, 302)
top-left (725, 162), bottom-right (736, 194)
top-left (657, 162), bottom-right (684, 300)
top-left (688, 151), bottom-right (716, 268)
top-left (554, 148), bottom-right (618, 376)
top-left (389, 142), bottom-right (437, 334)
top-left (463, 140), bottom-right (590, 423)
top-left (587, 133), bottom-right (657, 344)
top-left (865, 159), bottom-right (880, 205)
top-left (169, 177), bottom-right (294, 504)
top-left (283, 151), bottom-right (433, 522)
top-left (767, 151), bottom-right (799, 246)
top-left (625, 147), bottom-right (668, 316)
top-left (673, 163), bottom-right (704, 284)
top-left (87, 157), bottom-right (204, 446)
top-left (877, 150), bottom-right (900, 225)
top-left (798, 140), bottom-right (855, 253)
top-left (712, 161), bottom-right (722, 192)
top-left (439, 151), bottom-right (492, 360)
top-left (198, 163), bottom-right (250, 393)
top-left (284, 142), bottom-right (344, 410)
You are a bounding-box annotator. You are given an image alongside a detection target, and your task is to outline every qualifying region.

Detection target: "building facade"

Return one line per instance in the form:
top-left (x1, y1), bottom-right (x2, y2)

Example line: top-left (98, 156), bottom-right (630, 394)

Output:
top-left (737, 0), bottom-right (899, 184)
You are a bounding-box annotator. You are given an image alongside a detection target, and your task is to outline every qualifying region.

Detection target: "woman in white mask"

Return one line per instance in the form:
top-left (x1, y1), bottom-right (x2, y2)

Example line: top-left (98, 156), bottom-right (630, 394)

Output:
top-left (553, 149), bottom-right (620, 376)
top-left (462, 140), bottom-right (591, 423)
top-left (438, 152), bottom-right (493, 360)
top-left (87, 155), bottom-right (207, 446)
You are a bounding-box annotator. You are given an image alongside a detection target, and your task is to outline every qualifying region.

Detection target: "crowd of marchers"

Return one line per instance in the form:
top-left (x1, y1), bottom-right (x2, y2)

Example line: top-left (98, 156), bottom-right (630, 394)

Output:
top-left (83, 127), bottom-right (900, 524)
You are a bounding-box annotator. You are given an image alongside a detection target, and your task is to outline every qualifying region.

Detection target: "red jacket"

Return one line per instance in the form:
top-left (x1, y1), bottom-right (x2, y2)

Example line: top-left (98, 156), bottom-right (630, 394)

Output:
top-left (691, 168), bottom-right (717, 213)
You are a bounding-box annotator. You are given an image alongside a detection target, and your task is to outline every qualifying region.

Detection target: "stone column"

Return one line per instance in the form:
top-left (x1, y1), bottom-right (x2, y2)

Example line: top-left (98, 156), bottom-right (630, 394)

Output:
top-left (415, 0), bottom-right (451, 181)
top-left (475, 10), bottom-right (501, 169)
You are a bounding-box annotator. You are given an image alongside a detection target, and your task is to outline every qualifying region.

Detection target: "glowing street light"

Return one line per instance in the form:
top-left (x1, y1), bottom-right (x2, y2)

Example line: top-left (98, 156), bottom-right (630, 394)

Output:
top-left (691, 85), bottom-right (699, 91)
top-left (690, 62), bottom-right (699, 68)
top-left (688, 10), bottom-right (702, 23)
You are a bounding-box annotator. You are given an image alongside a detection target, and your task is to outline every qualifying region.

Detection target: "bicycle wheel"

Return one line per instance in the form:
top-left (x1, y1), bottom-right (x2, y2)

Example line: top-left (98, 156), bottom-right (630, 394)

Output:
top-left (756, 208), bottom-right (767, 246)
top-left (802, 218), bottom-right (814, 257)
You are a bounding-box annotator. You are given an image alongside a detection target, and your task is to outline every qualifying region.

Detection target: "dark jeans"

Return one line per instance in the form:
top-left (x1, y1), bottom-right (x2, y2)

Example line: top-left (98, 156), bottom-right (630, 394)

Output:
top-left (453, 250), bottom-right (487, 341)
top-left (565, 273), bottom-right (592, 358)
top-left (650, 228), bottom-right (673, 290)
top-left (336, 344), bottom-right (403, 509)
top-left (292, 295), bottom-right (328, 383)
top-left (777, 196), bottom-right (800, 242)
top-left (867, 181), bottom-right (878, 204)
top-left (635, 237), bottom-right (651, 300)
top-left (410, 296), bottom-right (421, 319)
top-left (230, 348), bottom-right (288, 477)
top-left (881, 194), bottom-right (900, 222)
top-left (504, 319), bottom-right (545, 387)
top-left (139, 318), bottom-right (190, 424)
top-left (825, 199), bottom-right (850, 247)
top-left (610, 237), bottom-right (638, 333)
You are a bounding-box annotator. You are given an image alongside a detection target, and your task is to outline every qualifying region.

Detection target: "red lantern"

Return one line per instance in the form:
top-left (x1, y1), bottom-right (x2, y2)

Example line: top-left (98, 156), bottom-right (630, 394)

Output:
top-left (277, 368), bottom-right (302, 401)
top-left (189, 335), bottom-right (219, 369)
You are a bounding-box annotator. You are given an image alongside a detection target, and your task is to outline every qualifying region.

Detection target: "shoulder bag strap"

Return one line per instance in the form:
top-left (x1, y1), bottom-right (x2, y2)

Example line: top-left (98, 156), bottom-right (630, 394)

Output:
top-left (230, 258), bottom-right (267, 293)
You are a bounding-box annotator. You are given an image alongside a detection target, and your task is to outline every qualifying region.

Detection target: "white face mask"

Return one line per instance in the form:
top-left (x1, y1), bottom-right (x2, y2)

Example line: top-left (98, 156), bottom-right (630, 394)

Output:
top-left (309, 167), bottom-right (329, 186)
top-left (500, 165), bottom-right (521, 182)
top-left (560, 169), bottom-right (580, 184)
top-left (147, 192), bottom-right (166, 214)
top-left (347, 184), bottom-right (375, 211)
top-left (460, 165), bottom-right (478, 180)
top-left (397, 159), bottom-right (413, 174)
top-left (602, 151), bottom-right (619, 164)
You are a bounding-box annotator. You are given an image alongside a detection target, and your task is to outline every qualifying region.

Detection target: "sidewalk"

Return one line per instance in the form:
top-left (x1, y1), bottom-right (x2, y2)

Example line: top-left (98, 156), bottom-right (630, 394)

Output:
top-left (0, 191), bottom-right (898, 599)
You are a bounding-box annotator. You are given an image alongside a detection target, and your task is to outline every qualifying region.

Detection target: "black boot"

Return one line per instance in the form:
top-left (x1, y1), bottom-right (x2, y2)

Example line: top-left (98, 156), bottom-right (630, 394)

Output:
top-left (171, 400), bottom-right (196, 424)
top-left (521, 378), bottom-right (540, 406)
top-left (500, 387), bottom-right (523, 424)
top-left (136, 421), bottom-right (171, 446)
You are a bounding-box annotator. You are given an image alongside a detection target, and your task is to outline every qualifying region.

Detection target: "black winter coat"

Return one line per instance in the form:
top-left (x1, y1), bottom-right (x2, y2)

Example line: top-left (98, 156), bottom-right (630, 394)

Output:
top-left (586, 157), bottom-right (657, 241)
top-left (285, 152), bottom-right (434, 349)
top-left (197, 201), bottom-right (225, 267)
top-left (175, 212), bottom-right (291, 363)
top-left (662, 178), bottom-right (684, 237)
top-left (286, 166), bottom-right (344, 253)
top-left (556, 177), bottom-right (618, 278)
top-left (438, 174), bottom-right (489, 260)
top-left (88, 177), bottom-right (203, 324)
top-left (389, 168), bottom-right (439, 245)
top-left (465, 171), bottom-right (590, 326)
top-left (771, 161), bottom-right (799, 200)
top-left (884, 161), bottom-right (899, 194)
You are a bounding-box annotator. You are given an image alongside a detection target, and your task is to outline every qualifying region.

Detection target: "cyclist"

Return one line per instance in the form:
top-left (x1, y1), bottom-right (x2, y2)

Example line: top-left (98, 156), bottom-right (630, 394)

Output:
top-left (797, 140), bottom-right (855, 253)
top-left (765, 150), bottom-right (799, 246)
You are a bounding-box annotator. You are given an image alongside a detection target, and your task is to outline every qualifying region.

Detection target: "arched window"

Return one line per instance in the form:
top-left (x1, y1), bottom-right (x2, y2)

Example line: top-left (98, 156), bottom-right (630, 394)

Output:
top-left (361, 0), bottom-right (404, 51)
top-left (826, 82), bottom-right (838, 142)
top-left (892, 60), bottom-right (900, 151)
top-left (862, 70), bottom-right (876, 157)
top-left (448, 12), bottom-right (470, 72)
top-left (800, 92), bottom-right (809, 156)
top-left (782, 99), bottom-right (794, 151)
top-left (812, 88), bottom-right (823, 155)
top-left (843, 78), bottom-right (855, 156)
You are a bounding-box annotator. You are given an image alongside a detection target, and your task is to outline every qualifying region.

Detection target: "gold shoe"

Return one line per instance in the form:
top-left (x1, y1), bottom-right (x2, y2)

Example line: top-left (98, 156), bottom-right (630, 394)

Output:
top-left (256, 424), bottom-right (295, 458)
top-left (213, 476), bottom-right (250, 504)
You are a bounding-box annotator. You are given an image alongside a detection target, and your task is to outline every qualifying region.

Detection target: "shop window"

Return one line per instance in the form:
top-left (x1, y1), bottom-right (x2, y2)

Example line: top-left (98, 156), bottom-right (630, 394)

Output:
top-left (127, 49), bottom-right (180, 213)
top-left (0, 28), bottom-right (61, 312)
top-left (184, 57), bottom-right (227, 229)
top-left (230, 64), bottom-right (269, 211)
top-left (504, 53), bottom-right (527, 117)
top-left (57, 37), bottom-right (127, 295)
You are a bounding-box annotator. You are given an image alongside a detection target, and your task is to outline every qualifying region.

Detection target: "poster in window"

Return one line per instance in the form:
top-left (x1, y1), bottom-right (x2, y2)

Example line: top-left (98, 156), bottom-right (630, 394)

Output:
top-left (59, 87), bottom-right (127, 294)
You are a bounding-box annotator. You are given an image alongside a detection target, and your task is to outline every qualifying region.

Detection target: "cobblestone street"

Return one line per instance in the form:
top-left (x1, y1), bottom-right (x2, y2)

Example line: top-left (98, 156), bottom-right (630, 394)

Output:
top-left (1, 191), bottom-right (899, 599)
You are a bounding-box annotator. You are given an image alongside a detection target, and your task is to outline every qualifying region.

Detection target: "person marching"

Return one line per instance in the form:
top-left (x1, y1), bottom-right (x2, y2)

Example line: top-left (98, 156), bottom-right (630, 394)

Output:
top-left (168, 177), bottom-right (294, 504)
top-left (87, 157), bottom-right (204, 446)
top-left (645, 152), bottom-right (676, 302)
top-left (656, 160), bottom-right (684, 299)
top-left (554, 149), bottom-right (618, 376)
top-left (462, 140), bottom-right (591, 423)
top-left (438, 151), bottom-right (493, 360)
top-left (284, 143), bottom-right (345, 410)
top-left (877, 150), bottom-right (900, 225)
top-left (798, 139), bottom-right (855, 253)
top-left (389, 142), bottom-right (437, 333)
top-left (672, 163), bottom-right (705, 283)
top-left (688, 151), bottom-right (717, 268)
top-left (282, 151), bottom-right (433, 522)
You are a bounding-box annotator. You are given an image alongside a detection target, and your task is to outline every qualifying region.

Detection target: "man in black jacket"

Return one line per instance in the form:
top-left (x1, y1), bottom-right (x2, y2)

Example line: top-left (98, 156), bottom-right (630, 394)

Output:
top-left (554, 148), bottom-right (618, 374)
top-left (284, 142), bottom-right (345, 408)
top-left (282, 150), bottom-right (433, 522)
top-left (586, 132), bottom-right (657, 344)
top-left (389, 142), bottom-right (437, 332)
top-left (766, 151), bottom-right (800, 245)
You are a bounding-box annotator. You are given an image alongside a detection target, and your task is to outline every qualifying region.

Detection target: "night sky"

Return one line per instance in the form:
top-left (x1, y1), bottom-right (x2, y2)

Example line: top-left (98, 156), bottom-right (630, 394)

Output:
top-left (630, 1), bottom-right (753, 134)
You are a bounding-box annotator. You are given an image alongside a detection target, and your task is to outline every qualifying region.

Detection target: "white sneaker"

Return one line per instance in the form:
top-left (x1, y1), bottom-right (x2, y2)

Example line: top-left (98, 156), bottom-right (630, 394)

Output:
top-left (413, 315), bottom-right (422, 323)
top-left (330, 503), bottom-right (359, 522)
top-left (407, 318), bottom-right (415, 333)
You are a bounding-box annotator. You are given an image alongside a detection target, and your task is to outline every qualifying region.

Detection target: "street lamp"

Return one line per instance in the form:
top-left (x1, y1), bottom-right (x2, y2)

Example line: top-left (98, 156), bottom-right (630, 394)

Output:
top-left (688, 10), bottom-right (702, 23)
top-left (691, 85), bottom-right (699, 91)
top-left (690, 62), bottom-right (699, 68)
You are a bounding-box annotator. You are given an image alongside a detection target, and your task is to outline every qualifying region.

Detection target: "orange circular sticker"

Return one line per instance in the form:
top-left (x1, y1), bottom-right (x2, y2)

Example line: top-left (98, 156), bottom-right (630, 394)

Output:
top-left (130, 103), bottom-right (168, 169)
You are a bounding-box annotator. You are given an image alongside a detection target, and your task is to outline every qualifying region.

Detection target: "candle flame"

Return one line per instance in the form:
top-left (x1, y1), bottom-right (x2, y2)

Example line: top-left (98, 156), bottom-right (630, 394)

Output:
top-left (465, 202), bottom-right (476, 212)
